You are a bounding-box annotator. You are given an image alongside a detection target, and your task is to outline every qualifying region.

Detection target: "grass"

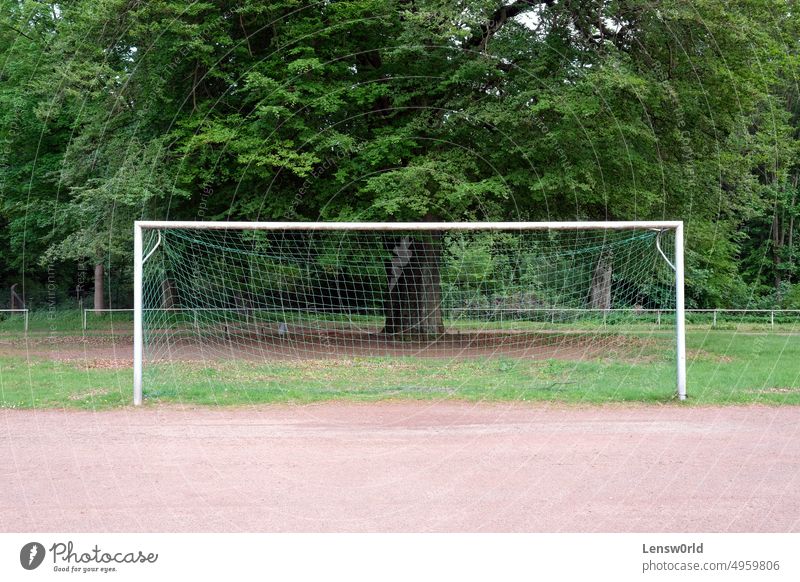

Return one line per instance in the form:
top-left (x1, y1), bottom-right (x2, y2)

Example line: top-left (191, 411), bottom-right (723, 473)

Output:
top-left (0, 329), bottom-right (798, 409)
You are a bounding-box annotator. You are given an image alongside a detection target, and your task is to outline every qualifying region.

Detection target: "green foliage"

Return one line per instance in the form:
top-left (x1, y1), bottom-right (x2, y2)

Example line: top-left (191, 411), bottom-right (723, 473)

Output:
top-left (0, 0), bottom-right (798, 307)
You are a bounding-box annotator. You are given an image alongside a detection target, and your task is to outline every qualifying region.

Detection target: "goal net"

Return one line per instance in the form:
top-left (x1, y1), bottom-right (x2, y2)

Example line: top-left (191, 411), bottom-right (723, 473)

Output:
top-left (133, 222), bottom-right (686, 404)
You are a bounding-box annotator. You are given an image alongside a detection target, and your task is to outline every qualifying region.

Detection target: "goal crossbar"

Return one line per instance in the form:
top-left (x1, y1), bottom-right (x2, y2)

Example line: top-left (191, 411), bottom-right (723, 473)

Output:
top-left (133, 221), bottom-right (686, 405)
top-left (135, 220), bottom-right (682, 231)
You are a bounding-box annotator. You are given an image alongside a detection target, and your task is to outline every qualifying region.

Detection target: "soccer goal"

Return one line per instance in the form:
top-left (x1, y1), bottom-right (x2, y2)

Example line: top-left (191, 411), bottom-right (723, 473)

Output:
top-left (133, 221), bottom-right (686, 405)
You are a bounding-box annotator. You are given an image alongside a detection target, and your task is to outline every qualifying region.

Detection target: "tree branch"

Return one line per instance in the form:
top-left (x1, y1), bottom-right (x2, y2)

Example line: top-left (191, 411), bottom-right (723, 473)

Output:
top-left (1, 22), bottom-right (38, 43)
top-left (564, 1), bottom-right (630, 52)
top-left (464, 0), bottom-right (554, 51)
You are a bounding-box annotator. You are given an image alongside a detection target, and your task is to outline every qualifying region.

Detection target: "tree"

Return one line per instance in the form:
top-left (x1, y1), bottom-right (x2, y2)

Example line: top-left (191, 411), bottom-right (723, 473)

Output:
top-left (1, 0), bottom-right (797, 315)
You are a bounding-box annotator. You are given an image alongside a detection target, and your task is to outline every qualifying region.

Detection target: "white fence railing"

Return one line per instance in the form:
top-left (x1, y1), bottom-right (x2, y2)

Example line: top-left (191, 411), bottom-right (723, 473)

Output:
top-left (0, 309), bottom-right (29, 332)
top-left (450, 308), bottom-right (800, 329)
top-left (80, 307), bottom-right (800, 331)
top-left (683, 308), bottom-right (800, 328)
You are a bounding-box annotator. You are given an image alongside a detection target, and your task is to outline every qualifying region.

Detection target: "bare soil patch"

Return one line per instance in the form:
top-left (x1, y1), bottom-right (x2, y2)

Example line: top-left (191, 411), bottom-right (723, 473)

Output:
top-left (3, 328), bottom-right (661, 367)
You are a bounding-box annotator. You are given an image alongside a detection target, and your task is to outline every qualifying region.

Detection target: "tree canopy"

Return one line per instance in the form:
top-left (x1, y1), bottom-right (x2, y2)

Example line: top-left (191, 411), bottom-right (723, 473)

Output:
top-left (1, 0), bottom-right (798, 308)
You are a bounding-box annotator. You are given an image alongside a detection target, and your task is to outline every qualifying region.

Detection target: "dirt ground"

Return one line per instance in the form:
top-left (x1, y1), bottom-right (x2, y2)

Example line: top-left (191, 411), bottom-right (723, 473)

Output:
top-left (1, 402), bottom-right (798, 532)
top-left (8, 328), bottom-right (661, 367)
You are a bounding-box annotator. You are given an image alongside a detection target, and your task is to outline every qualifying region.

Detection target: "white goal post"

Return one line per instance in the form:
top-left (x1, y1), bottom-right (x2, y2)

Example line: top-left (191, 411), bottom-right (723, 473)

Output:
top-left (133, 221), bottom-right (686, 405)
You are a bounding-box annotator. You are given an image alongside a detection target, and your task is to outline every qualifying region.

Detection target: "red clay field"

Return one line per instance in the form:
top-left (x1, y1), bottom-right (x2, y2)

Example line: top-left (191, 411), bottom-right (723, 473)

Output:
top-left (2, 402), bottom-right (798, 532)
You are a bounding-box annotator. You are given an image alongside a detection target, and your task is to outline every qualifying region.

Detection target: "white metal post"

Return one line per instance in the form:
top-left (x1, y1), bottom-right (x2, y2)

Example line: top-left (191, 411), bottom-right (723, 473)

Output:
top-left (133, 223), bottom-right (143, 406)
top-left (134, 220), bottom-right (683, 231)
top-left (675, 222), bottom-right (687, 400)
top-left (24, 309), bottom-right (29, 333)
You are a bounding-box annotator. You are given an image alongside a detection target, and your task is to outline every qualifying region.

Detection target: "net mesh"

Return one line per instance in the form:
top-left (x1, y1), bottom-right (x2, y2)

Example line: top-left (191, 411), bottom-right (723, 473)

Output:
top-left (140, 227), bottom-right (678, 398)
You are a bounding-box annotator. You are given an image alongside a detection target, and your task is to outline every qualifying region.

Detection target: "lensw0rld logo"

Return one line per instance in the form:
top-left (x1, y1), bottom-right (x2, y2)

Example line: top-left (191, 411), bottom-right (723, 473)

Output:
top-left (20, 542), bottom-right (46, 570)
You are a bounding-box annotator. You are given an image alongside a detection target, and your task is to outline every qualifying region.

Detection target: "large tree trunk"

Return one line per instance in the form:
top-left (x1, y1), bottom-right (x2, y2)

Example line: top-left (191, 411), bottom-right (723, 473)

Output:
top-left (589, 255), bottom-right (612, 310)
top-left (94, 263), bottom-right (105, 311)
top-left (382, 234), bottom-right (444, 338)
